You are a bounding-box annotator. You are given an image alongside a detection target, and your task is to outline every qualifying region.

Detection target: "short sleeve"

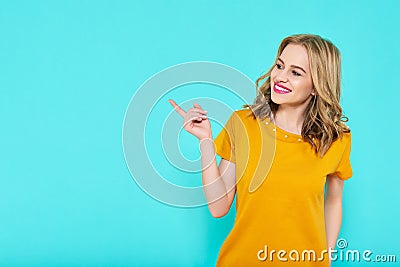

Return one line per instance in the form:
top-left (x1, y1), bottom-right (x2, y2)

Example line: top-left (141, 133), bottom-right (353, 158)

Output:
top-left (213, 111), bottom-right (236, 163)
top-left (332, 132), bottom-right (353, 180)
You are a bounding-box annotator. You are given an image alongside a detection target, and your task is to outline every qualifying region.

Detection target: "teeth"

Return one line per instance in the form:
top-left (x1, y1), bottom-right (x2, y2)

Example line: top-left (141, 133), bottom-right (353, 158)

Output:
top-left (276, 85), bottom-right (291, 92)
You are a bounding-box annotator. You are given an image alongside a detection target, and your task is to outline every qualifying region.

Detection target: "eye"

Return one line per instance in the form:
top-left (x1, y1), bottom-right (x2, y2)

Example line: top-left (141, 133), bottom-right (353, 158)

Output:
top-left (275, 63), bottom-right (283, 69)
top-left (292, 70), bottom-right (302, 76)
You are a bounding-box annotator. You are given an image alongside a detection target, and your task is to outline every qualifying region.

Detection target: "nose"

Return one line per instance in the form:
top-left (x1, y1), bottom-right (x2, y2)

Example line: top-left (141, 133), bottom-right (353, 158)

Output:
top-left (275, 70), bottom-right (288, 83)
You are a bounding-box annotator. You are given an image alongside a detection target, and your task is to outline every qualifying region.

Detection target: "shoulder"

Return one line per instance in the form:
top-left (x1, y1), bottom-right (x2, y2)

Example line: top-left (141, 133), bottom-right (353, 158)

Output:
top-left (327, 131), bottom-right (352, 155)
top-left (341, 131), bottom-right (352, 145)
top-left (231, 108), bottom-right (255, 121)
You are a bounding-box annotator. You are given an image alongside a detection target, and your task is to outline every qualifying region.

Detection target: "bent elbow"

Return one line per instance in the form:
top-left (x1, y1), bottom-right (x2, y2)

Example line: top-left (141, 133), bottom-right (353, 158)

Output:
top-left (210, 208), bottom-right (229, 218)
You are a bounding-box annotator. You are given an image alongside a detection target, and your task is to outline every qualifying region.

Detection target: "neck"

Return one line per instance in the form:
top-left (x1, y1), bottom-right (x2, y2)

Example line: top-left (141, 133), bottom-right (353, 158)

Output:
top-left (272, 100), bottom-right (311, 135)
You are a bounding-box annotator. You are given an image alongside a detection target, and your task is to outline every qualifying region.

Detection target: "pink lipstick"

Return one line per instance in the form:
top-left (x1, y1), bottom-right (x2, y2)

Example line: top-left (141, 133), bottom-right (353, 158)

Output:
top-left (273, 83), bottom-right (292, 94)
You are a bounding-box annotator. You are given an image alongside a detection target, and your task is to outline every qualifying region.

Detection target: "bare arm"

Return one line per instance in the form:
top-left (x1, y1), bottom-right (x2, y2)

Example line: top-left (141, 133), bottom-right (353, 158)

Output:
top-left (200, 138), bottom-right (236, 218)
top-left (169, 99), bottom-right (236, 218)
top-left (325, 174), bottom-right (344, 251)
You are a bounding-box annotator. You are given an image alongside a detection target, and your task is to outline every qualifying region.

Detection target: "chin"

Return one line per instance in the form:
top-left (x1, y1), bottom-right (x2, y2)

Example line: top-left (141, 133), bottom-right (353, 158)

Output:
top-left (271, 92), bottom-right (287, 105)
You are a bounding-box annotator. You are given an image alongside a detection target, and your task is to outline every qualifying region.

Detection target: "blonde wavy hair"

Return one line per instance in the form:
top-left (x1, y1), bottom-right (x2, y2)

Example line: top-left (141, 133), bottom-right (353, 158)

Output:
top-left (243, 34), bottom-right (350, 157)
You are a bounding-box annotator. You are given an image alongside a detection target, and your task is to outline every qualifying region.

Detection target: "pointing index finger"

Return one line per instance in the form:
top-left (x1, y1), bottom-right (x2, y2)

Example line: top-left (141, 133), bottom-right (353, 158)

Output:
top-left (168, 99), bottom-right (186, 117)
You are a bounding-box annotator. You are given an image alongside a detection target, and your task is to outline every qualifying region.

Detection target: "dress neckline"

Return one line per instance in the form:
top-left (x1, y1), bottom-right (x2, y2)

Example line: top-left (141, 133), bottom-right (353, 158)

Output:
top-left (258, 116), bottom-right (304, 143)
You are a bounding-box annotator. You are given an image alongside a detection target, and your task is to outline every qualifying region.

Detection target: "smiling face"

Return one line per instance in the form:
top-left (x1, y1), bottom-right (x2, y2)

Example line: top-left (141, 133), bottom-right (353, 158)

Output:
top-left (270, 43), bottom-right (315, 106)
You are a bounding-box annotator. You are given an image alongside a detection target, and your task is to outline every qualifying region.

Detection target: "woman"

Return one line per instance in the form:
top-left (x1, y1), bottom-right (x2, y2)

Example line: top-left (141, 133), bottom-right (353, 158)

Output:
top-left (169, 33), bottom-right (352, 266)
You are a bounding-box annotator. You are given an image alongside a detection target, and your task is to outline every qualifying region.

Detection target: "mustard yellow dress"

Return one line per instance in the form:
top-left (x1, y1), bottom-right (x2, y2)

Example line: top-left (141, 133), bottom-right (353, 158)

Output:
top-left (213, 109), bottom-right (353, 267)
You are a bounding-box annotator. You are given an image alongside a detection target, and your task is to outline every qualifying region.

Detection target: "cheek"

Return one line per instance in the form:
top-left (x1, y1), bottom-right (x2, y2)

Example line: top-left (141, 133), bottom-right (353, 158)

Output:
top-left (270, 69), bottom-right (277, 85)
top-left (270, 68), bottom-right (277, 78)
top-left (293, 79), bottom-right (313, 93)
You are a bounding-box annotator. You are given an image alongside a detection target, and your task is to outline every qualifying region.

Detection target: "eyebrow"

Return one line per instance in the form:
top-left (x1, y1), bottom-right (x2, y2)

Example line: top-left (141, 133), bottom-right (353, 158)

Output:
top-left (277, 57), bottom-right (307, 74)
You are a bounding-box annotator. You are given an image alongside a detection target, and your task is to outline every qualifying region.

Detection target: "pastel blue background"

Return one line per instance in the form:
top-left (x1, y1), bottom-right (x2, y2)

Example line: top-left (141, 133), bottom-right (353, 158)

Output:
top-left (1, 0), bottom-right (399, 266)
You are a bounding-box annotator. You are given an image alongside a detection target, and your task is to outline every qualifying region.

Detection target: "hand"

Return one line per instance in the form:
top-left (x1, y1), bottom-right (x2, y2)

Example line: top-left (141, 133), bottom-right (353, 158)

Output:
top-left (168, 99), bottom-right (212, 141)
